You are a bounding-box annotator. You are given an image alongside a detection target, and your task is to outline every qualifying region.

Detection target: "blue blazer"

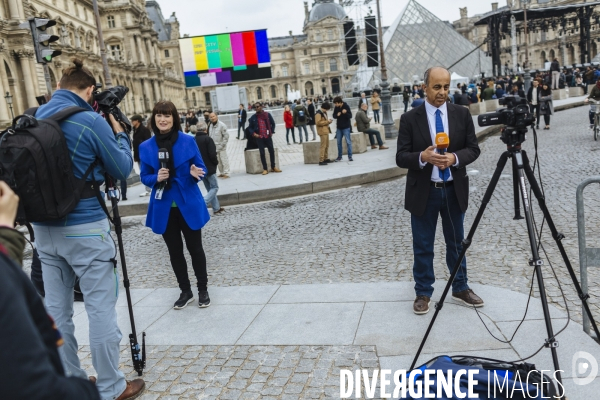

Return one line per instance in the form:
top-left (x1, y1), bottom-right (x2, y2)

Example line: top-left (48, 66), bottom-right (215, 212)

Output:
top-left (139, 133), bottom-right (210, 234)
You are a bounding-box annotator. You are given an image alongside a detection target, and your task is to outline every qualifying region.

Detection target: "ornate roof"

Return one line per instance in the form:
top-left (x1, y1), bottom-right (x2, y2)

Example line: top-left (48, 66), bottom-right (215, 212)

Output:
top-left (308, 0), bottom-right (346, 24)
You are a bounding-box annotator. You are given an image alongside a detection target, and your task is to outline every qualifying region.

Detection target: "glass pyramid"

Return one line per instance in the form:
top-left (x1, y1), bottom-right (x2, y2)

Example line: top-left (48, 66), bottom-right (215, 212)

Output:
top-left (354, 0), bottom-right (492, 89)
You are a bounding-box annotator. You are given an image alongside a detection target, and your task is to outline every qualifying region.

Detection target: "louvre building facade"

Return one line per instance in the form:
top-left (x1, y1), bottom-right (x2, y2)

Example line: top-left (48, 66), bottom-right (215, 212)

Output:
top-left (0, 0), bottom-right (187, 126)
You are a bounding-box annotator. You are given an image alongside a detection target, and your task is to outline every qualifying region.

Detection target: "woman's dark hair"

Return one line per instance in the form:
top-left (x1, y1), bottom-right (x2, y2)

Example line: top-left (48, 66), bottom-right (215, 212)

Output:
top-left (59, 58), bottom-right (96, 91)
top-left (321, 102), bottom-right (331, 110)
top-left (150, 101), bottom-right (182, 135)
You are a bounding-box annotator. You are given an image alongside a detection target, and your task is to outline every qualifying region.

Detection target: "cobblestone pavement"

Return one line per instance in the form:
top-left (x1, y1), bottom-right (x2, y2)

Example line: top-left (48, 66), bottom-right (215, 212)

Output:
top-left (79, 345), bottom-right (378, 400)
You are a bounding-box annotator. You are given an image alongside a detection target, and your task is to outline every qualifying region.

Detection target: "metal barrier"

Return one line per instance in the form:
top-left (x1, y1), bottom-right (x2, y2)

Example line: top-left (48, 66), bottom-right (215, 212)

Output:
top-left (576, 177), bottom-right (600, 336)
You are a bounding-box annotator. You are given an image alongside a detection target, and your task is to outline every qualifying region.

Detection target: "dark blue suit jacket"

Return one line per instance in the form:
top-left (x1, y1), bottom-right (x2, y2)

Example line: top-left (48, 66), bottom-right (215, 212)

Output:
top-left (139, 133), bottom-right (210, 234)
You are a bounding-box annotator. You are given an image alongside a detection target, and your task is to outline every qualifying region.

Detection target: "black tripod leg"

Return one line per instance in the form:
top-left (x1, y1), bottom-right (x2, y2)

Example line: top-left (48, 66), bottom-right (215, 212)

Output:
top-left (409, 151), bottom-right (511, 371)
top-left (522, 151), bottom-right (600, 341)
top-left (512, 158), bottom-right (523, 220)
top-left (513, 152), bottom-right (563, 394)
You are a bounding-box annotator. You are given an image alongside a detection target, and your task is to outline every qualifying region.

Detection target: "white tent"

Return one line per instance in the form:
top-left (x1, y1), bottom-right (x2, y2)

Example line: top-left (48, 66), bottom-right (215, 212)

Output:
top-left (450, 72), bottom-right (469, 89)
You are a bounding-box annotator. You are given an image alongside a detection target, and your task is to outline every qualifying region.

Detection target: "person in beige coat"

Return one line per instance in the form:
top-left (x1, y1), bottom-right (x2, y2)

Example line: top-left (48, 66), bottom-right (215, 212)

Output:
top-left (208, 113), bottom-right (230, 178)
top-left (370, 92), bottom-right (381, 123)
top-left (315, 102), bottom-right (333, 166)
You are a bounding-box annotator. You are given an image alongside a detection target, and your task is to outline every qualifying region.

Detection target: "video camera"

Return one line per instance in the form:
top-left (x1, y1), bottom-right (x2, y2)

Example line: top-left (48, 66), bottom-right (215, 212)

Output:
top-left (92, 84), bottom-right (132, 134)
top-left (477, 95), bottom-right (535, 147)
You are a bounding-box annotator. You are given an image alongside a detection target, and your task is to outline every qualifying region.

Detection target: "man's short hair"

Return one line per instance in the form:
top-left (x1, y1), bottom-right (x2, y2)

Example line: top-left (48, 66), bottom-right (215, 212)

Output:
top-left (197, 120), bottom-right (208, 132)
top-left (333, 96), bottom-right (343, 104)
top-left (423, 66), bottom-right (450, 85)
top-left (131, 114), bottom-right (143, 123)
top-left (321, 102), bottom-right (331, 110)
top-left (59, 58), bottom-right (96, 91)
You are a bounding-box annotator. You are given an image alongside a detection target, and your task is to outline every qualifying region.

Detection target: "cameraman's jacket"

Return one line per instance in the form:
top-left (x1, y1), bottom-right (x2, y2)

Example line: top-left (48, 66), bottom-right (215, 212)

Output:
top-left (35, 89), bottom-right (133, 226)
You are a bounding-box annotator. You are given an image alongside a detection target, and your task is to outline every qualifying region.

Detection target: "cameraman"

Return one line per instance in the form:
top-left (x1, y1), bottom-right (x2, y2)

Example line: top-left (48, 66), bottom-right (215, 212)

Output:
top-left (33, 59), bottom-right (144, 400)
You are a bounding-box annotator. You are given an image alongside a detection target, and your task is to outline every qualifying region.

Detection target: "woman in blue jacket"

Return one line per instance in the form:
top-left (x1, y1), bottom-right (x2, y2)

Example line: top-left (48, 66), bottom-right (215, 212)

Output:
top-left (139, 101), bottom-right (211, 310)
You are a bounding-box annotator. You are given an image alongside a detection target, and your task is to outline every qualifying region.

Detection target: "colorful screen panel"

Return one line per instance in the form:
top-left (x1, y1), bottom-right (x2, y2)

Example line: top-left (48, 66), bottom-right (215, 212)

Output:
top-left (180, 29), bottom-right (272, 88)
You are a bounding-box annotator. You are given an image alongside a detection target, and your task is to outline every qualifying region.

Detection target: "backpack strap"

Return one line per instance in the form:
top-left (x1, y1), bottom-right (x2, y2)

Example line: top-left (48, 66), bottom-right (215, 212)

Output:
top-left (24, 107), bottom-right (39, 116)
top-left (46, 106), bottom-right (89, 122)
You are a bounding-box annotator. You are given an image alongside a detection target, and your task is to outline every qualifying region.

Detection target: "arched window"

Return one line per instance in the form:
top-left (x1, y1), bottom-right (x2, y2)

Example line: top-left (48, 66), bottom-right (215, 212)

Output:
top-left (303, 49), bottom-right (307, 55)
top-left (331, 78), bottom-right (340, 94)
top-left (284, 83), bottom-right (292, 95)
top-left (107, 16), bottom-right (115, 28)
top-left (270, 85), bottom-right (277, 98)
top-left (256, 87), bottom-right (263, 100)
top-left (303, 62), bottom-right (310, 75)
top-left (204, 92), bottom-right (211, 105)
top-left (192, 92), bottom-right (197, 107)
top-left (305, 81), bottom-right (314, 96)
top-left (329, 58), bottom-right (338, 72)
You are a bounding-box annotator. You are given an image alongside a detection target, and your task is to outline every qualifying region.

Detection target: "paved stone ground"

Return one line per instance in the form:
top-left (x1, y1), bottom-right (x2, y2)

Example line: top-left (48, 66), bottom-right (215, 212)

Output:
top-left (22, 105), bottom-right (600, 399)
top-left (79, 345), bottom-right (379, 400)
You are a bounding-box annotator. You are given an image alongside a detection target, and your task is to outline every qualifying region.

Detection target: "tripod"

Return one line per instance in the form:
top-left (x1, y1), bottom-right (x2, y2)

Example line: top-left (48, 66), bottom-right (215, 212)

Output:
top-left (99, 174), bottom-right (146, 376)
top-left (409, 129), bottom-right (600, 399)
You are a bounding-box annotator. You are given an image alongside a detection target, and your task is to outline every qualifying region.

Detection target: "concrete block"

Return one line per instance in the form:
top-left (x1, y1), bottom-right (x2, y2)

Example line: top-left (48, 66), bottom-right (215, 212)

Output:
top-left (244, 148), bottom-right (280, 174)
top-left (303, 132), bottom-right (366, 164)
top-left (469, 102), bottom-right (486, 115)
top-left (237, 303), bottom-right (364, 345)
top-left (568, 86), bottom-right (584, 97)
top-left (552, 88), bottom-right (567, 100)
top-left (485, 99), bottom-right (500, 112)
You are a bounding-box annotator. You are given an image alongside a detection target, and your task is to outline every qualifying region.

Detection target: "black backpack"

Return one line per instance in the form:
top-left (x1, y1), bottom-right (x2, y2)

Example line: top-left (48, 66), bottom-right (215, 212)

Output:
top-left (0, 107), bottom-right (99, 223)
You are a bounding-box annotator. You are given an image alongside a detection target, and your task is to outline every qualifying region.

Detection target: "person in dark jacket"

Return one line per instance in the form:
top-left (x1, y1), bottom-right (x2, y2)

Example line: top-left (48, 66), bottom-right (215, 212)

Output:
top-left (527, 80), bottom-right (542, 128)
top-left (0, 182), bottom-right (100, 400)
top-left (132, 114), bottom-right (153, 197)
top-left (333, 96), bottom-right (353, 162)
top-left (247, 103), bottom-right (282, 174)
top-left (307, 98), bottom-right (317, 141)
top-left (453, 90), bottom-right (470, 106)
top-left (402, 89), bottom-right (410, 113)
top-left (550, 58), bottom-right (561, 89)
top-left (195, 120), bottom-right (223, 214)
top-left (237, 104), bottom-right (247, 139)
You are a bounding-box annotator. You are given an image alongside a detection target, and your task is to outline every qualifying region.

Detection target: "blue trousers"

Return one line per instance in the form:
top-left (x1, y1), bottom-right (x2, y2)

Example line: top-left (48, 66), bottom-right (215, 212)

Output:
top-left (297, 125), bottom-right (308, 142)
top-left (203, 173), bottom-right (220, 211)
top-left (336, 127), bottom-right (352, 159)
top-left (410, 184), bottom-right (469, 297)
top-left (34, 220), bottom-right (126, 400)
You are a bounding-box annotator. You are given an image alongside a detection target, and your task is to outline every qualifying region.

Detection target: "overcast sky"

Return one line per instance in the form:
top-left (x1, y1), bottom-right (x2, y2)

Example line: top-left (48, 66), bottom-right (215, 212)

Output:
top-left (159, 0), bottom-right (506, 38)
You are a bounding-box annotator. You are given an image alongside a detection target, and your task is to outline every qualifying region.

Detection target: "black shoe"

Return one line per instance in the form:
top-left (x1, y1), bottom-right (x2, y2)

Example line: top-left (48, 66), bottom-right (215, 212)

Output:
top-left (198, 290), bottom-right (211, 308)
top-left (324, 159), bottom-right (332, 163)
top-left (319, 162), bottom-right (328, 166)
top-left (122, 197), bottom-right (128, 201)
top-left (74, 290), bottom-right (84, 302)
top-left (173, 291), bottom-right (194, 310)
top-left (348, 157), bottom-right (354, 162)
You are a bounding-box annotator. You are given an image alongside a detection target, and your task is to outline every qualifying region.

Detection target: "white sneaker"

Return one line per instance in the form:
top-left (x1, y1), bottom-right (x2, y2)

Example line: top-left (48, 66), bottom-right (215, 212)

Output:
top-left (139, 192), bottom-right (150, 197)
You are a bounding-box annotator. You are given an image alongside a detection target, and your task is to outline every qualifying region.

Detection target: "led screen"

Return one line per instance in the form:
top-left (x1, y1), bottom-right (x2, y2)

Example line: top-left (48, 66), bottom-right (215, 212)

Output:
top-left (180, 29), bottom-right (272, 88)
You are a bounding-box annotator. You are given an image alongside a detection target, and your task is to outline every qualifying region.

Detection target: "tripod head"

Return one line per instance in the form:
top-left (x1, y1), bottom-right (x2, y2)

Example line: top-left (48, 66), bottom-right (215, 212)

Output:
top-left (500, 126), bottom-right (528, 150)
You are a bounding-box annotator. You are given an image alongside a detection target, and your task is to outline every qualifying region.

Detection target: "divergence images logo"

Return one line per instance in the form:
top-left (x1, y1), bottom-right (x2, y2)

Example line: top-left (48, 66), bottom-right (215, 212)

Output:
top-left (572, 351), bottom-right (598, 386)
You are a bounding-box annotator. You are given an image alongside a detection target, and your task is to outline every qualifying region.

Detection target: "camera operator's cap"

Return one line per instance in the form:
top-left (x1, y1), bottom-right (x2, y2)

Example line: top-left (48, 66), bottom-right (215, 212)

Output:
top-left (131, 114), bottom-right (143, 122)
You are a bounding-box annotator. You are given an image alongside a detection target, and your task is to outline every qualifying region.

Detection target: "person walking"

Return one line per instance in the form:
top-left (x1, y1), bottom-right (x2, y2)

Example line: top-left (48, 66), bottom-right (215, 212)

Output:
top-left (359, 92), bottom-right (369, 109)
top-left (247, 103), bottom-right (282, 175)
top-left (356, 103), bottom-right (389, 150)
top-left (139, 100), bottom-right (211, 310)
top-left (293, 100), bottom-right (309, 143)
top-left (316, 102), bottom-right (333, 166)
top-left (370, 91), bottom-right (381, 124)
top-left (333, 96), bottom-right (353, 162)
top-left (527, 80), bottom-right (541, 129)
top-left (33, 58), bottom-right (143, 400)
top-left (195, 120), bottom-right (224, 215)
top-left (283, 105), bottom-right (296, 144)
top-left (550, 58), bottom-right (561, 90)
top-left (481, 80), bottom-right (495, 101)
top-left (237, 104), bottom-right (247, 139)
top-left (396, 67), bottom-right (483, 315)
top-left (208, 112), bottom-right (230, 178)
top-left (307, 98), bottom-right (317, 140)
top-left (539, 84), bottom-right (553, 130)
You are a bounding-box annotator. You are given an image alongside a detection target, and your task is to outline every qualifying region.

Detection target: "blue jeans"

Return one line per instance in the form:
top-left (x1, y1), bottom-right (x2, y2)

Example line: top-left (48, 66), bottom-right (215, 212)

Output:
top-left (297, 125), bottom-right (308, 142)
top-left (411, 184), bottom-right (469, 297)
top-left (203, 174), bottom-right (220, 211)
top-left (34, 220), bottom-right (127, 400)
top-left (237, 121), bottom-right (245, 139)
top-left (336, 127), bottom-right (352, 159)
top-left (286, 127), bottom-right (296, 143)
top-left (373, 109), bottom-right (380, 123)
top-left (363, 128), bottom-right (384, 146)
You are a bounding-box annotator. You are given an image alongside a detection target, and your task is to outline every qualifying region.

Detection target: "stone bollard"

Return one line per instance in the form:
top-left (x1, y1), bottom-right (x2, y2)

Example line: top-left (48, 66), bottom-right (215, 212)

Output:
top-left (245, 148), bottom-right (280, 174)
top-left (568, 87), bottom-right (584, 97)
top-left (552, 88), bottom-right (567, 100)
top-left (485, 99), bottom-right (500, 113)
top-left (469, 102), bottom-right (487, 115)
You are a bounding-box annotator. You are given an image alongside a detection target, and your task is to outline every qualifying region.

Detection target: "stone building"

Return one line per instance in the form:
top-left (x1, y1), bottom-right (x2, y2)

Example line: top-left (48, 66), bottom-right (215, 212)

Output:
top-left (453, 0), bottom-right (600, 73)
top-left (188, 0), bottom-right (361, 109)
top-left (0, 0), bottom-right (187, 126)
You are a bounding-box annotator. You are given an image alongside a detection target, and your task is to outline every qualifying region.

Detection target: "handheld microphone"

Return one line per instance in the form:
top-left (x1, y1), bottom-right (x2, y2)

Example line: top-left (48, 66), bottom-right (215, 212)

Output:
top-left (435, 132), bottom-right (450, 155)
top-left (158, 148), bottom-right (169, 169)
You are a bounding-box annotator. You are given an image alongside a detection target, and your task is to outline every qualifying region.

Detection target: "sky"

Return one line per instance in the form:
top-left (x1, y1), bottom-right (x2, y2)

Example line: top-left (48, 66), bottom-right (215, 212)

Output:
top-left (159, 0), bottom-right (506, 38)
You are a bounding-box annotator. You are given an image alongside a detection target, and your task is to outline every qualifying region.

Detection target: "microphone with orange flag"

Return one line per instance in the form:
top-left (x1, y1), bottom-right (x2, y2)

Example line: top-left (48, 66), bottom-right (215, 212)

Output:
top-left (435, 132), bottom-right (449, 155)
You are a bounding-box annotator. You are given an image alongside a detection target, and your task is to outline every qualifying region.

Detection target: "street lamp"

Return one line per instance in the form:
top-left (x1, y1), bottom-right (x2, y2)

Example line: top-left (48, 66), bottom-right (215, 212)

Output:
top-left (375, 0), bottom-right (396, 139)
top-left (5, 91), bottom-right (14, 120)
